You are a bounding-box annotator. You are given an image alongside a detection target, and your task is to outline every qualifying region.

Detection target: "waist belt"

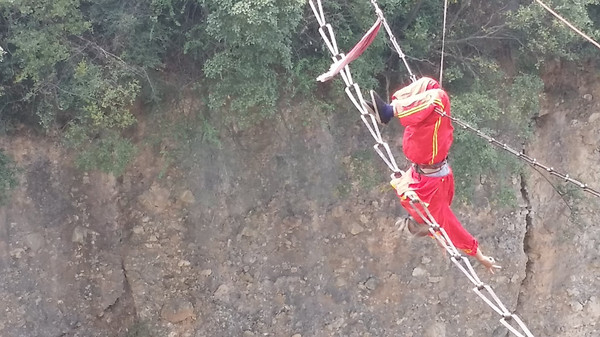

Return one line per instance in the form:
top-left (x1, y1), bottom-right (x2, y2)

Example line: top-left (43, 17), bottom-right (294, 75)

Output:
top-left (414, 158), bottom-right (448, 175)
top-left (416, 158), bottom-right (447, 170)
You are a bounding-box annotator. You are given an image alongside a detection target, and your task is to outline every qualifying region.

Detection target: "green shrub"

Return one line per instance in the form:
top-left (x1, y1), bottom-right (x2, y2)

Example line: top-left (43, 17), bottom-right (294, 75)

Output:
top-left (69, 130), bottom-right (136, 177)
top-left (0, 151), bottom-right (18, 205)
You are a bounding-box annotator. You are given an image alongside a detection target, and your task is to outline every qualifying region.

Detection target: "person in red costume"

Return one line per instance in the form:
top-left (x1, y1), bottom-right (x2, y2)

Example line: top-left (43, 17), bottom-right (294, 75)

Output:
top-left (364, 77), bottom-right (500, 273)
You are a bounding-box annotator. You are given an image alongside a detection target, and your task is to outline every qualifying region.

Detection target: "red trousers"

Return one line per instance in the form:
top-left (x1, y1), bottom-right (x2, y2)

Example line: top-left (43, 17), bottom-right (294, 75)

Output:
top-left (398, 166), bottom-right (479, 256)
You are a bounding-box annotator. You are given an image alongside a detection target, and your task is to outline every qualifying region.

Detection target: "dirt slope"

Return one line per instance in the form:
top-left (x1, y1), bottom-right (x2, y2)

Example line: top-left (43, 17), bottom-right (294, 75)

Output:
top-left (1, 63), bottom-right (599, 337)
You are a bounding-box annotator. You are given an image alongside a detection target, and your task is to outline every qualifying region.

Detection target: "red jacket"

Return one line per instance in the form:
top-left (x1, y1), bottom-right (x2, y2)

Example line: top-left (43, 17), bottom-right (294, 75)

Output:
top-left (399, 166), bottom-right (479, 256)
top-left (391, 77), bottom-right (453, 165)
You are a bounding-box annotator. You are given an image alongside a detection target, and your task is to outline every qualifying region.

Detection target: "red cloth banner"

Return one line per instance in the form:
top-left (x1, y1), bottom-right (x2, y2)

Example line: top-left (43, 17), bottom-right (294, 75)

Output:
top-left (317, 18), bottom-right (382, 82)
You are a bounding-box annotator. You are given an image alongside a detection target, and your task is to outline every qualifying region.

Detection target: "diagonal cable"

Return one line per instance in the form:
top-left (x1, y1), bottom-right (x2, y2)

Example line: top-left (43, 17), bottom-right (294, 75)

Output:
top-left (436, 109), bottom-right (600, 198)
top-left (368, 0), bottom-right (417, 82)
top-left (534, 0), bottom-right (600, 51)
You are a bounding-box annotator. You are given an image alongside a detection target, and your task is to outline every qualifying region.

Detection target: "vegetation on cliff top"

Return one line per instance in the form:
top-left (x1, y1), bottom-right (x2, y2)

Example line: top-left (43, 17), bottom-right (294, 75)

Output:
top-left (0, 0), bottom-right (599, 202)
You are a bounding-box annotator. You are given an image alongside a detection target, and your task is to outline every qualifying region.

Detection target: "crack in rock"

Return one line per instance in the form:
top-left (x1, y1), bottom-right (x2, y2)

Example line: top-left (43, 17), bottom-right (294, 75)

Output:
top-left (507, 171), bottom-right (534, 337)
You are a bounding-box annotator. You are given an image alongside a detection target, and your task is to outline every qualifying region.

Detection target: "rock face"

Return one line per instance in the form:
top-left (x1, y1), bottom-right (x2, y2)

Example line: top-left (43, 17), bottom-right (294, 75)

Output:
top-left (0, 65), bottom-right (599, 337)
top-left (161, 298), bottom-right (195, 323)
top-left (0, 138), bottom-right (133, 337)
top-left (517, 61), bottom-right (600, 337)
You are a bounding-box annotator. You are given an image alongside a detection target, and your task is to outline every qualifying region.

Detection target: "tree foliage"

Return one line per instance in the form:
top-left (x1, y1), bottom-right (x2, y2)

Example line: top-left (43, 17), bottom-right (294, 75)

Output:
top-left (507, 0), bottom-right (600, 61)
top-left (0, 0), bottom-right (597, 195)
top-left (193, 0), bottom-right (306, 124)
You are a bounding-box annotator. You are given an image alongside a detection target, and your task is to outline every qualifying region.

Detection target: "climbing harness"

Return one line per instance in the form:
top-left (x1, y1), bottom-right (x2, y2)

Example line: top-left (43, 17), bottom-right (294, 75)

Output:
top-left (309, 1), bottom-right (537, 336)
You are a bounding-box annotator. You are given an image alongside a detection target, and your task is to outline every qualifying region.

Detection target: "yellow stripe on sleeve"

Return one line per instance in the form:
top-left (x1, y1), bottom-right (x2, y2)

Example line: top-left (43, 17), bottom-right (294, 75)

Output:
top-left (433, 98), bottom-right (445, 111)
top-left (431, 117), bottom-right (442, 164)
top-left (395, 94), bottom-right (435, 118)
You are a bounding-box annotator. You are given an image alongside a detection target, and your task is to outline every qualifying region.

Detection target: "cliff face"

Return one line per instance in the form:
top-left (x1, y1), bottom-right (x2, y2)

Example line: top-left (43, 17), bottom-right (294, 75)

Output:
top-left (1, 65), bottom-right (599, 337)
top-left (518, 60), bottom-right (600, 337)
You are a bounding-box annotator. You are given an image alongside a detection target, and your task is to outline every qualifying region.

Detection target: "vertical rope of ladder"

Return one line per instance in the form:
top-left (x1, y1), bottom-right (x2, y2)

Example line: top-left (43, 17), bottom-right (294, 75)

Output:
top-left (309, 0), bottom-right (402, 175)
top-left (439, 0), bottom-right (449, 85)
top-left (369, 0), bottom-right (417, 83)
